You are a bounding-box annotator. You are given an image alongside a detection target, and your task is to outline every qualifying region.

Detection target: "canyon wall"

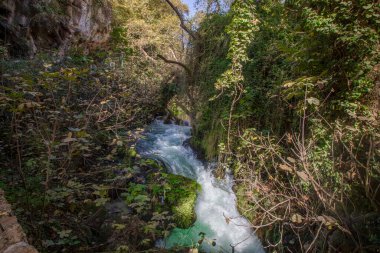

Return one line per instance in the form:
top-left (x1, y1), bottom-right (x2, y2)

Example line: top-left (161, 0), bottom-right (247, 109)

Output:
top-left (0, 0), bottom-right (112, 57)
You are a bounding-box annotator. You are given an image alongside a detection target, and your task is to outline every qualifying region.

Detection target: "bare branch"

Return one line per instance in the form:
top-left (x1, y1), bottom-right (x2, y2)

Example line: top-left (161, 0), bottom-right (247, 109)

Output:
top-left (163, 0), bottom-right (198, 40)
top-left (157, 54), bottom-right (192, 75)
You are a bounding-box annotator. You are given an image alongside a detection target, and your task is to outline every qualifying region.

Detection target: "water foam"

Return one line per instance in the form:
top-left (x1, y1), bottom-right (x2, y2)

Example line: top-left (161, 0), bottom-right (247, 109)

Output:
top-left (137, 120), bottom-right (265, 253)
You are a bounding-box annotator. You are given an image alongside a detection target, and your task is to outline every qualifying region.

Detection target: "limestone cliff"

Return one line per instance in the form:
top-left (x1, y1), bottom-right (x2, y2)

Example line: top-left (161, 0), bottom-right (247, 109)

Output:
top-left (0, 0), bottom-right (112, 57)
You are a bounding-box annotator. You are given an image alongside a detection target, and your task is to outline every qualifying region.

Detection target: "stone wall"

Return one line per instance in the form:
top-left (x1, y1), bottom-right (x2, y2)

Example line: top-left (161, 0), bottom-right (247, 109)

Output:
top-left (0, 189), bottom-right (38, 253)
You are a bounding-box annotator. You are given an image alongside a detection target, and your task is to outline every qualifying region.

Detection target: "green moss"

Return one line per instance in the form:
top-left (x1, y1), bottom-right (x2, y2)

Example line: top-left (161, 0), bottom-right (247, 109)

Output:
top-left (172, 196), bottom-right (195, 228)
top-left (145, 168), bottom-right (200, 228)
top-left (126, 159), bottom-right (201, 229)
top-left (164, 174), bottom-right (200, 228)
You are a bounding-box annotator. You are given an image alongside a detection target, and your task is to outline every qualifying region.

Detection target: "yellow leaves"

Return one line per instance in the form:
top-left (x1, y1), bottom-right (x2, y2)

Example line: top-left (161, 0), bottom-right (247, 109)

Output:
top-left (283, 76), bottom-right (318, 88)
top-left (282, 76), bottom-right (320, 100)
top-left (283, 81), bottom-right (297, 89)
top-left (76, 130), bottom-right (89, 138)
top-left (111, 0), bottom-right (183, 62)
top-left (62, 132), bottom-right (77, 143)
top-left (61, 130), bottom-right (89, 143)
top-left (43, 63), bottom-right (52, 69)
top-left (112, 223), bottom-right (126, 230)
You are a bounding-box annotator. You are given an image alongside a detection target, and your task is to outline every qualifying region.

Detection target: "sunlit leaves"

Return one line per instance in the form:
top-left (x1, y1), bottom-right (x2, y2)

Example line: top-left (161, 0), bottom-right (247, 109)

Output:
top-left (215, 0), bottom-right (258, 92)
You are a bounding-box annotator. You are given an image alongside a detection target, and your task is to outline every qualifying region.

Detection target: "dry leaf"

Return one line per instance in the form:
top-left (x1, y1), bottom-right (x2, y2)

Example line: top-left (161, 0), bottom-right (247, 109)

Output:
top-left (287, 157), bottom-right (296, 164)
top-left (279, 164), bottom-right (292, 172)
top-left (296, 171), bottom-right (309, 181)
top-left (291, 213), bottom-right (304, 224)
top-left (62, 137), bottom-right (77, 143)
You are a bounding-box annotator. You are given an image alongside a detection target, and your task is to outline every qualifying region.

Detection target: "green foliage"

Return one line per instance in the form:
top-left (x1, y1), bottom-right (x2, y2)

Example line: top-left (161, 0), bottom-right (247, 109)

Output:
top-left (0, 39), bottom-right (168, 251)
top-left (214, 0), bottom-right (258, 91)
top-left (190, 0), bottom-right (380, 251)
top-left (1, 0), bottom-right (378, 251)
top-left (190, 13), bottom-right (231, 158)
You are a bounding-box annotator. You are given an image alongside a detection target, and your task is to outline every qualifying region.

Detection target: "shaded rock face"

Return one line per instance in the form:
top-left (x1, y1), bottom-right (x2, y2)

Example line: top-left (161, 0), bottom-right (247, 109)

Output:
top-left (0, 0), bottom-right (112, 57)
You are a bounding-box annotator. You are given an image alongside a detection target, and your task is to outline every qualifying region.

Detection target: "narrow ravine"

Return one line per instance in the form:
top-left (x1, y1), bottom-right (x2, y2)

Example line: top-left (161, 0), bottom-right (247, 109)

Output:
top-left (137, 120), bottom-right (265, 253)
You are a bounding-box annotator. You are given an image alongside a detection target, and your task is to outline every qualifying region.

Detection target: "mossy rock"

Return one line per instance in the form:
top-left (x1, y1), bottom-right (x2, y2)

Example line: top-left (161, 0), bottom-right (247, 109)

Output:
top-left (145, 168), bottom-right (200, 229)
top-left (163, 173), bottom-right (200, 228)
top-left (126, 159), bottom-right (201, 229)
top-left (156, 173), bottom-right (200, 228)
top-left (172, 195), bottom-right (197, 228)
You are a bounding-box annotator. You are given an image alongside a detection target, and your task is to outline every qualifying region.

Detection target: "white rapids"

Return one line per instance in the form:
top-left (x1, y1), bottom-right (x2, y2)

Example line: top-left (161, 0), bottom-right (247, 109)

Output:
top-left (137, 120), bottom-right (265, 253)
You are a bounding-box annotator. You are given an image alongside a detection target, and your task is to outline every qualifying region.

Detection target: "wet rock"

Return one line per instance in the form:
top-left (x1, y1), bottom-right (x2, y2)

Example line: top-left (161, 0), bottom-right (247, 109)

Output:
top-left (183, 138), bottom-right (207, 163)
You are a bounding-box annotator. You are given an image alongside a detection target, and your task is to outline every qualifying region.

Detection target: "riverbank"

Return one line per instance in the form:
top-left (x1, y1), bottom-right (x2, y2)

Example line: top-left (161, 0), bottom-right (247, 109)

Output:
top-left (185, 2), bottom-right (379, 252)
top-left (0, 51), bottom-right (169, 252)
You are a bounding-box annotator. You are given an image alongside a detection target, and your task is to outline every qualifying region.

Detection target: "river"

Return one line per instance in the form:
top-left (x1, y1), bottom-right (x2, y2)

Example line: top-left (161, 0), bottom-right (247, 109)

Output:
top-left (137, 120), bottom-right (264, 253)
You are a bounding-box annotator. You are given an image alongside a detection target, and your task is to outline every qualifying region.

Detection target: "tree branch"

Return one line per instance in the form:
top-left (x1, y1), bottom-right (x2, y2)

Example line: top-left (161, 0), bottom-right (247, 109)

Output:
top-left (175, 100), bottom-right (192, 117)
top-left (157, 54), bottom-right (192, 75)
top-left (163, 0), bottom-right (198, 40)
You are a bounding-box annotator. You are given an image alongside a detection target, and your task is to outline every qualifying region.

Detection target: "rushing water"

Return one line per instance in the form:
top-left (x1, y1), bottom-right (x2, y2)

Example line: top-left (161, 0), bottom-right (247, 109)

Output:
top-left (137, 120), bottom-right (264, 253)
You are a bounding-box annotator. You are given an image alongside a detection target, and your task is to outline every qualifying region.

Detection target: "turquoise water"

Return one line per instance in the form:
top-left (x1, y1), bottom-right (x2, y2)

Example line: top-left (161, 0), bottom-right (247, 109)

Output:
top-left (137, 120), bottom-right (265, 253)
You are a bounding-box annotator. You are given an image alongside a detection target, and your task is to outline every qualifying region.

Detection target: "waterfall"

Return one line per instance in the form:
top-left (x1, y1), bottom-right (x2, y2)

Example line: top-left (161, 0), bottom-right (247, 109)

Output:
top-left (137, 120), bottom-right (265, 253)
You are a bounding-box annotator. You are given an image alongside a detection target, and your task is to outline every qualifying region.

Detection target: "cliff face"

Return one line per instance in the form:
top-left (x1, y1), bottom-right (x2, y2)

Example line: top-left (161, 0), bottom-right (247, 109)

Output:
top-left (0, 0), bottom-right (112, 57)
